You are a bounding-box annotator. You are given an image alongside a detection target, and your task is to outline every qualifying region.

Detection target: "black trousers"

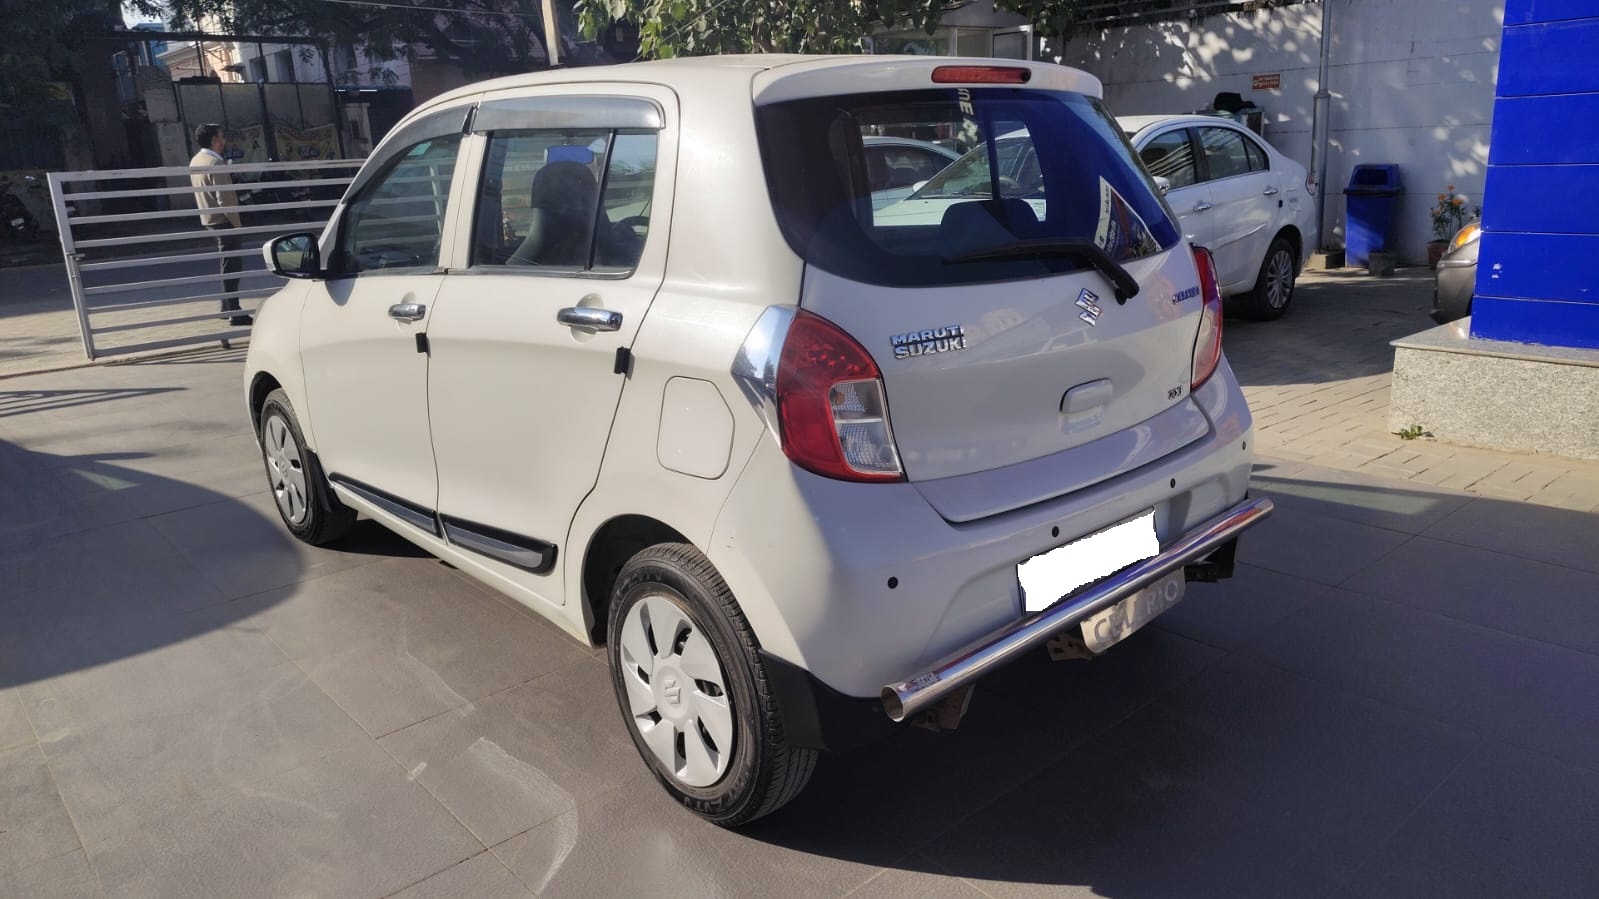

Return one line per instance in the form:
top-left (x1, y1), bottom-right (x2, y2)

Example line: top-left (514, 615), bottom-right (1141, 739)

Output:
top-left (205, 223), bottom-right (243, 313)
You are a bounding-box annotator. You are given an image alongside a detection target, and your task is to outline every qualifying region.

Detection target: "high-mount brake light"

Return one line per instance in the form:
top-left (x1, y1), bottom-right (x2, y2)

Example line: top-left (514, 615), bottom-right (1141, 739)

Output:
top-left (931, 66), bottom-right (1031, 85)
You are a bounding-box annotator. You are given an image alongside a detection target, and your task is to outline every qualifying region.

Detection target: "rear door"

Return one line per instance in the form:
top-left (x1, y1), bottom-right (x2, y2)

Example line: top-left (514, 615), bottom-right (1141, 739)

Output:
top-left (758, 86), bottom-right (1206, 483)
top-left (1137, 127), bottom-right (1214, 246)
top-left (1196, 125), bottom-right (1276, 290)
top-left (422, 90), bottom-right (672, 602)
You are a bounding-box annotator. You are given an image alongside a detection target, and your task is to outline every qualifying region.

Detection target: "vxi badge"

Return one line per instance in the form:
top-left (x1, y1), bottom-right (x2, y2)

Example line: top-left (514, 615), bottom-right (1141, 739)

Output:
top-left (891, 325), bottom-right (968, 359)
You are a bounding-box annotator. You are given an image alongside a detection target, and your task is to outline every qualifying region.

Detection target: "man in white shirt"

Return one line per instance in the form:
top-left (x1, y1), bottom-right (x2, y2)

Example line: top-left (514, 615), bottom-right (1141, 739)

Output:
top-left (189, 124), bottom-right (251, 327)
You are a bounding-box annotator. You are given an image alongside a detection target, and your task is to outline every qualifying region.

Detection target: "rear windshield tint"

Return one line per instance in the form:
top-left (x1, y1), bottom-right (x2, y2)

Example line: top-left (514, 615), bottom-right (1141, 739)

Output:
top-left (755, 88), bottom-right (1181, 287)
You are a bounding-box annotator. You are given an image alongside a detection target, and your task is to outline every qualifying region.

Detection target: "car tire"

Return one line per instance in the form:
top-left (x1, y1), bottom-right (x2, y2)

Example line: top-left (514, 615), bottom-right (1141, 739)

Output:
top-left (1241, 236), bottom-right (1297, 321)
top-left (607, 543), bottom-right (816, 827)
top-left (258, 388), bottom-right (355, 546)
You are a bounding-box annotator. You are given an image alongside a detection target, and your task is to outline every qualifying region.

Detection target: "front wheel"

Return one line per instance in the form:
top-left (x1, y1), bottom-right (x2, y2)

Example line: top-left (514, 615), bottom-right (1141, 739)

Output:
top-left (607, 544), bottom-right (816, 827)
top-left (258, 389), bottom-right (355, 545)
top-left (1241, 237), bottom-right (1297, 321)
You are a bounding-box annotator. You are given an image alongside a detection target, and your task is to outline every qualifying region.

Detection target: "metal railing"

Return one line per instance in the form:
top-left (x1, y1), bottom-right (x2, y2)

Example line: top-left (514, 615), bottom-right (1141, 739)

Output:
top-left (47, 159), bottom-right (361, 361)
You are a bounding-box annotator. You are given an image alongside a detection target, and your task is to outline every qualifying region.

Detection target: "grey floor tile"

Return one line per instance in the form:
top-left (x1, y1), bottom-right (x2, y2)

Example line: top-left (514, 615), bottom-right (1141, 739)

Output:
top-left (1237, 587), bottom-right (1573, 739)
top-left (849, 860), bottom-right (993, 899)
top-left (0, 518), bottom-right (180, 596)
top-left (1253, 464), bottom-right (1473, 534)
top-left (919, 706), bottom-right (1327, 899)
top-left (389, 850), bottom-right (533, 899)
top-left (0, 849), bottom-right (103, 899)
top-left (379, 658), bottom-right (643, 849)
top-left (1343, 535), bottom-right (1599, 655)
top-left (1153, 562), bottom-right (1328, 654)
top-left (1423, 495), bottom-right (1599, 576)
top-left (257, 559), bottom-right (591, 737)
top-left (0, 743), bottom-right (81, 871)
top-left (1150, 655), bottom-right (1475, 856)
top-left (1348, 745), bottom-right (1599, 899)
top-left (84, 743), bottom-right (480, 899)
top-left (145, 491), bottom-right (299, 556)
top-left (1235, 505), bottom-right (1412, 586)
top-left (1496, 649), bottom-right (1599, 774)
top-left (0, 688), bottom-right (31, 751)
top-left (20, 614), bottom-right (372, 847)
top-left (491, 776), bottom-right (885, 899)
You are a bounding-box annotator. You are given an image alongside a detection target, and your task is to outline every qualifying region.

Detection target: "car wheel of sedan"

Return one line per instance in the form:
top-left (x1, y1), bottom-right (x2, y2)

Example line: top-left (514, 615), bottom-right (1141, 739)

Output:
top-left (607, 543), bottom-right (816, 827)
top-left (258, 389), bottom-right (355, 545)
top-left (1242, 237), bottom-right (1297, 321)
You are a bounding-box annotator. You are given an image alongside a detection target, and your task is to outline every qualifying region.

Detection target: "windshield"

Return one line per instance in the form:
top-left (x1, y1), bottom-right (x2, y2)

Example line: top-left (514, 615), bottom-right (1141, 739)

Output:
top-left (755, 88), bottom-right (1179, 288)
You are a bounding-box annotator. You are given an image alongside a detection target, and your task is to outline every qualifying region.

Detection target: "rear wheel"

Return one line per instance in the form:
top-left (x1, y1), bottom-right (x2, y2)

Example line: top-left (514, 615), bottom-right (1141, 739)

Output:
top-left (607, 543), bottom-right (816, 827)
top-left (258, 389), bottom-right (355, 546)
top-left (1241, 236), bottom-right (1297, 320)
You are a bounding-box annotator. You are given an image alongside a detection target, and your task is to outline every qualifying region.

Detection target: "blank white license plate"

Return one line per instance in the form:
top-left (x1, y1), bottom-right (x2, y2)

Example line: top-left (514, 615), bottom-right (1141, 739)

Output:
top-left (1018, 510), bottom-right (1159, 614)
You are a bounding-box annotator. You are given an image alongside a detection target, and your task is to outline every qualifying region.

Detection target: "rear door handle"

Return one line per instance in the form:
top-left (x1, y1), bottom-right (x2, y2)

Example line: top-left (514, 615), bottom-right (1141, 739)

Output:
top-left (388, 302), bottom-right (426, 322)
top-left (1193, 201), bottom-right (1213, 212)
top-left (558, 306), bottom-right (623, 332)
top-left (1263, 186), bottom-right (1281, 197)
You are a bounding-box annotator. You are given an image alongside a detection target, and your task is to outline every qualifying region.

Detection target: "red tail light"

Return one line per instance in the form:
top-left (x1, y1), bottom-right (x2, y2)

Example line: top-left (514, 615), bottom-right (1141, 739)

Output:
top-left (776, 311), bottom-right (904, 482)
top-left (1190, 245), bottom-right (1224, 389)
top-left (931, 66), bottom-right (1031, 85)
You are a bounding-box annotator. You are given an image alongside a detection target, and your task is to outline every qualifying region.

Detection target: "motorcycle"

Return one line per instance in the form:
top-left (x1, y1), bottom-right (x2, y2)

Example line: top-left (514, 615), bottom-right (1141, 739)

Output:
top-left (0, 175), bottom-right (42, 243)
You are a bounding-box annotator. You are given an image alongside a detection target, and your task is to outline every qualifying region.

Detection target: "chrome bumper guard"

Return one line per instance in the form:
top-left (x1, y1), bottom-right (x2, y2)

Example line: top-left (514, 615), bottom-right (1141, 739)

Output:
top-left (880, 496), bottom-right (1274, 722)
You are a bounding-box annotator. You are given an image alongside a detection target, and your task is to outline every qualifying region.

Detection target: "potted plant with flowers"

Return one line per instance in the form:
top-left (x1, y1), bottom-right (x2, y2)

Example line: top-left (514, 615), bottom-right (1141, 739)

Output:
top-left (1429, 186), bottom-right (1477, 268)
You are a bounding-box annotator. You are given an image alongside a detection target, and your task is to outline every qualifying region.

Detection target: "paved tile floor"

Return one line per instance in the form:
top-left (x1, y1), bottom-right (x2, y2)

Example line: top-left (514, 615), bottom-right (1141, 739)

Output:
top-left (2, 280), bottom-right (1598, 897)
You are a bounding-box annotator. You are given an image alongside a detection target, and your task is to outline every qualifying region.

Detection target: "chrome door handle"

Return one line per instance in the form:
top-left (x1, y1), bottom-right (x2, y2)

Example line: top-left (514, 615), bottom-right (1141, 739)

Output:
top-left (1193, 201), bottom-right (1213, 212)
top-left (1263, 186), bottom-right (1281, 197)
top-left (388, 302), bottom-right (426, 322)
top-left (558, 306), bottom-right (623, 331)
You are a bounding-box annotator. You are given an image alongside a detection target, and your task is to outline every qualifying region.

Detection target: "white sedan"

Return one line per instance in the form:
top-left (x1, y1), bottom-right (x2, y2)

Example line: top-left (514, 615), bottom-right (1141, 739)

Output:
top-left (1121, 115), bottom-right (1318, 320)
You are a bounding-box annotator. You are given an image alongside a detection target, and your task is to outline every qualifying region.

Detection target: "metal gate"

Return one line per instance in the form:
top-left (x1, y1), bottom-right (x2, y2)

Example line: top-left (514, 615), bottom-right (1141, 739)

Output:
top-left (48, 159), bottom-right (359, 361)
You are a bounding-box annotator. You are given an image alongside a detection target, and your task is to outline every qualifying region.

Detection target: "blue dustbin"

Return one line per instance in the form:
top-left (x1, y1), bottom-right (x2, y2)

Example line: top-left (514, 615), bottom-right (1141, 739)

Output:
top-left (1344, 164), bottom-right (1403, 267)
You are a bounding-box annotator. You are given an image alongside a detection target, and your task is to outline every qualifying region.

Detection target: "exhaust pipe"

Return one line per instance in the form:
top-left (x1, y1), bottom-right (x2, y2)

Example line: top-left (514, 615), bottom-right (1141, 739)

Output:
top-left (881, 496), bottom-right (1273, 722)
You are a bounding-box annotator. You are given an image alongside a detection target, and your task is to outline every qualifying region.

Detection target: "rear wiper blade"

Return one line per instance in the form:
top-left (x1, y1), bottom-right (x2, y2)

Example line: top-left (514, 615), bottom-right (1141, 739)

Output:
top-left (943, 239), bottom-right (1139, 303)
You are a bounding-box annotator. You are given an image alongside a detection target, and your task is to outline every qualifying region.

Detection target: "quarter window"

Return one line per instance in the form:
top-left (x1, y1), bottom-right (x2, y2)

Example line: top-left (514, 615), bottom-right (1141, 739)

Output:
top-left (471, 129), bottom-right (657, 274)
top-left (1243, 135), bottom-right (1269, 172)
top-left (331, 134), bottom-right (462, 274)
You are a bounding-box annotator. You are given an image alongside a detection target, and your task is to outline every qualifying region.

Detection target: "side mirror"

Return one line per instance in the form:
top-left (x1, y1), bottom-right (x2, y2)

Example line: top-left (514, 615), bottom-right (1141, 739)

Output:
top-left (265, 232), bottom-right (321, 279)
top-left (1154, 176), bottom-right (1173, 195)
top-left (911, 180), bottom-right (929, 193)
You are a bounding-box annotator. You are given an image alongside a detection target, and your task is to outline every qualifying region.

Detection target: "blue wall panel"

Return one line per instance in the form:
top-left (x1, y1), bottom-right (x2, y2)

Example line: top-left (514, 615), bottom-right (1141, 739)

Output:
top-left (1472, 297), bottom-right (1599, 349)
top-left (1505, 0), bottom-right (1599, 26)
top-left (1480, 165), bottom-right (1599, 235)
top-left (1476, 233), bottom-right (1599, 304)
top-left (1489, 94), bottom-right (1599, 166)
top-left (1498, 18), bottom-right (1599, 97)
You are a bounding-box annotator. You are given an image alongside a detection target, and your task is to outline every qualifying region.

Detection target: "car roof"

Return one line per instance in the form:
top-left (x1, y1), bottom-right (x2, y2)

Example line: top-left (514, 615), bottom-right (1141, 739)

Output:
top-left (1117, 113), bottom-right (1250, 136)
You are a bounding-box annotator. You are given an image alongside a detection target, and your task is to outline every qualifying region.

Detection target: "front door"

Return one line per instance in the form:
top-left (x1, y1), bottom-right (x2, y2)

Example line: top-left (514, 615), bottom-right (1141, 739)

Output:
top-left (298, 129), bottom-right (466, 521)
top-left (424, 90), bottom-right (673, 604)
top-left (1138, 127), bottom-right (1212, 246)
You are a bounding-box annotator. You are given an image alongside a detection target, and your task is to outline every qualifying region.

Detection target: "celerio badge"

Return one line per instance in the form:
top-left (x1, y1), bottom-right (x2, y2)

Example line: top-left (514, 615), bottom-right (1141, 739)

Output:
top-left (1076, 288), bottom-right (1103, 326)
top-left (891, 325), bottom-right (968, 359)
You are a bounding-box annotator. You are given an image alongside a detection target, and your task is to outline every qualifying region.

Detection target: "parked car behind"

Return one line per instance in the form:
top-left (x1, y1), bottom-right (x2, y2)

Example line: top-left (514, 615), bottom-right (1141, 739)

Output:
top-left (1120, 115), bottom-right (1318, 320)
top-left (863, 136), bottom-right (958, 209)
top-left (246, 55), bottom-right (1269, 827)
top-left (1432, 218), bottom-right (1481, 324)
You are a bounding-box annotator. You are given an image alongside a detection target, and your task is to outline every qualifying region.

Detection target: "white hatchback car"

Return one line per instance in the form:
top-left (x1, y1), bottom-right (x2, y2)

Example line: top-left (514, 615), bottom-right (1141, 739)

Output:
top-left (1120, 115), bottom-right (1318, 320)
top-left (247, 56), bottom-right (1271, 826)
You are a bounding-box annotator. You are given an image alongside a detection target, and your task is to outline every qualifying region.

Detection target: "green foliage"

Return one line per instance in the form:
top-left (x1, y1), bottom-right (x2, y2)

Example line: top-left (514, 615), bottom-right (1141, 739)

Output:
top-left (576, 0), bottom-right (946, 58)
top-left (0, 1), bottom-right (163, 107)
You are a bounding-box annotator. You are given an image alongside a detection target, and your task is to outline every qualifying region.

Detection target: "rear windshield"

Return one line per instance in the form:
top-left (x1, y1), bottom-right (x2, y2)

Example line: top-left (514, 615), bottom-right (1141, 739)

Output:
top-left (755, 88), bottom-right (1181, 287)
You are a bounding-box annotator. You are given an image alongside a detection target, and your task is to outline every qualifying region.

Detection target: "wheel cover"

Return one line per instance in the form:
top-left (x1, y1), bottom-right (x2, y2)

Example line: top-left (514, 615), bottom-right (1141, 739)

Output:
top-left (1266, 249), bottom-right (1295, 309)
top-left (618, 593), bottom-right (735, 788)
top-left (263, 413), bottom-right (311, 526)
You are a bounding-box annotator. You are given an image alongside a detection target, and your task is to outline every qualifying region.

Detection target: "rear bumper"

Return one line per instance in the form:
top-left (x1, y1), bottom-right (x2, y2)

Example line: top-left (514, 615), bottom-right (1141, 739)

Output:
top-left (881, 496), bottom-right (1272, 721)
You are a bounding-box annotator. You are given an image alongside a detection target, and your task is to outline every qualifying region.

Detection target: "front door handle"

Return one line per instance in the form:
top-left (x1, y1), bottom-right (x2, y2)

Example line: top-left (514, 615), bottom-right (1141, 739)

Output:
top-left (388, 302), bottom-right (426, 322)
top-left (1193, 201), bottom-right (1214, 212)
top-left (1263, 186), bottom-right (1281, 197)
top-left (558, 306), bottom-right (623, 332)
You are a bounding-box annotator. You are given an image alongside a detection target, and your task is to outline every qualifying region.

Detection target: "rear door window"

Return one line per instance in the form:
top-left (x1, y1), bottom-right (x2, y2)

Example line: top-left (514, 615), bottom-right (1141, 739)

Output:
top-left (756, 88), bottom-right (1179, 287)
top-left (1198, 127), bottom-right (1253, 181)
top-left (1138, 129), bottom-right (1198, 189)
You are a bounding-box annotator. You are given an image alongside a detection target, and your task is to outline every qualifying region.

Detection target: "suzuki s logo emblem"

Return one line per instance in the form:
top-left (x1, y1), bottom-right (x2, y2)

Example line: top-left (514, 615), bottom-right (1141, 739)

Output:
top-left (1076, 289), bottom-right (1103, 326)
top-left (662, 676), bottom-right (682, 705)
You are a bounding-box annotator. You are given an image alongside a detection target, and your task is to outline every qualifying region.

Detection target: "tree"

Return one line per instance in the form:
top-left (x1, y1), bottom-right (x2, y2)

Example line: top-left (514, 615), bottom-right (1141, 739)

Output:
top-left (0, 0), bottom-right (161, 107)
top-left (575, 0), bottom-right (948, 58)
top-left (161, 0), bottom-right (578, 79)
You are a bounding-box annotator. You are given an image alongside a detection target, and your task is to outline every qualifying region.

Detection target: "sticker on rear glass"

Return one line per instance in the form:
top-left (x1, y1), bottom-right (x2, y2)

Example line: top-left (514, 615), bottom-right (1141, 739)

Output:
top-left (1094, 177), bottom-right (1161, 262)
